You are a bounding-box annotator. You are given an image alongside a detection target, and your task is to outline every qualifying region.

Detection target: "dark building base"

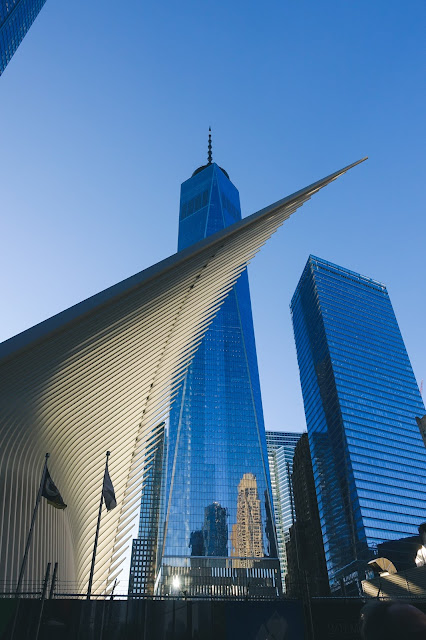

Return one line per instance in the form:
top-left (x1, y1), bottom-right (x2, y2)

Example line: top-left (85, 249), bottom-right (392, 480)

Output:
top-left (3, 597), bottom-right (426, 640)
top-left (0, 598), bottom-right (304, 640)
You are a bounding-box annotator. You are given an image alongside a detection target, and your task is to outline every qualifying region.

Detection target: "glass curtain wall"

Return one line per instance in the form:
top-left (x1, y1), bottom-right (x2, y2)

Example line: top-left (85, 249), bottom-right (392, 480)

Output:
top-left (155, 162), bottom-right (280, 597)
top-left (0, 0), bottom-right (47, 74)
top-left (266, 430), bottom-right (303, 586)
top-left (291, 255), bottom-right (426, 593)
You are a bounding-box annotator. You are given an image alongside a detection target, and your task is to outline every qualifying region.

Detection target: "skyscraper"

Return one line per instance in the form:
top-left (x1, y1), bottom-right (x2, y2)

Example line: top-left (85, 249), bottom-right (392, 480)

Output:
top-left (291, 255), bottom-right (426, 593)
top-left (129, 423), bottom-right (165, 596)
top-left (0, 0), bottom-right (47, 75)
top-left (266, 430), bottom-right (302, 586)
top-left (154, 134), bottom-right (281, 597)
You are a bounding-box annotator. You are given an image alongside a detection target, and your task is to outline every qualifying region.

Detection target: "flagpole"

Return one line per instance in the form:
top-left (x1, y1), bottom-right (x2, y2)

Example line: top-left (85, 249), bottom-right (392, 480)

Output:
top-left (87, 451), bottom-right (110, 600)
top-left (15, 453), bottom-right (50, 596)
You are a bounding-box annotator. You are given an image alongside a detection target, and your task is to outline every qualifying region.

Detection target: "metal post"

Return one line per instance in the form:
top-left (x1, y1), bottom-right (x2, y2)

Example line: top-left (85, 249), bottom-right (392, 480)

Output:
top-left (10, 454), bottom-right (50, 640)
top-left (34, 563), bottom-right (51, 640)
top-left (16, 454), bottom-right (50, 595)
top-left (49, 562), bottom-right (58, 599)
top-left (40, 563), bottom-right (51, 601)
top-left (87, 451), bottom-right (110, 599)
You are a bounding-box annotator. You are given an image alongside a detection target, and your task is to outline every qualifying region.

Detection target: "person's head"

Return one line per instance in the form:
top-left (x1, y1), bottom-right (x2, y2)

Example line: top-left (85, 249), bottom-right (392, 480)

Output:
top-left (360, 600), bottom-right (426, 639)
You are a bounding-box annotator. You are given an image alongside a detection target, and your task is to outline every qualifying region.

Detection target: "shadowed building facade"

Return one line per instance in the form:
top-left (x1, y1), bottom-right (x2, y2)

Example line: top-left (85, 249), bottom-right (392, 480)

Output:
top-left (0, 0), bottom-right (47, 74)
top-left (291, 255), bottom-right (426, 593)
top-left (285, 433), bottom-right (330, 597)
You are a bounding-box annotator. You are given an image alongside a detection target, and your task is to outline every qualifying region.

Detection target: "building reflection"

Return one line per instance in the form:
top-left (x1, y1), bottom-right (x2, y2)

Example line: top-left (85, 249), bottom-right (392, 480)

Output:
top-left (189, 502), bottom-right (228, 557)
top-left (189, 529), bottom-right (204, 556)
top-left (204, 502), bottom-right (228, 556)
top-left (231, 473), bottom-right (264, 567)
top-left (264, 489), bottom-right (278, 558)
top-left (162, 485), bottom-right (281, 597)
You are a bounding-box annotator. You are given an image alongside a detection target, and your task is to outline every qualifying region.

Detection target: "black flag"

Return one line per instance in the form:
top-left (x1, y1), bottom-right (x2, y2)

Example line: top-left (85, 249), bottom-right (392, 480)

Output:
top-left (42, 467), bottom-right (67, 509)
top-left (102, 463), bottom-right (116, 511)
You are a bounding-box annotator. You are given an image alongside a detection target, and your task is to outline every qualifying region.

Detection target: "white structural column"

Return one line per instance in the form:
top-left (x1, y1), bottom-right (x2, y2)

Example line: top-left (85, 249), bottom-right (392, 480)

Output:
top-left (0, 159), bottom-right (366, 593)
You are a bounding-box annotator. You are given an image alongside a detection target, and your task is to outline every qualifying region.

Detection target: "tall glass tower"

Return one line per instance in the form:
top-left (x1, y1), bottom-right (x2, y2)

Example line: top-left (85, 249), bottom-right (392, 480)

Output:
top-left (153, 134), bottom-right (281, 597)
top-left (0, 0), bottom-right (47, 75)
top-left (291, 255), bottom-right (426, 593)
top-left (266, 430), bottom-right (303, 586)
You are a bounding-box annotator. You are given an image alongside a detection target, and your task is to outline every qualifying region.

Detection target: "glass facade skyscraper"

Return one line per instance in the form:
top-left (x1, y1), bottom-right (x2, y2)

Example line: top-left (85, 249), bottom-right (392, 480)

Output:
top-left (291, 255), bottom-right (426, 593)
top-left (266, 430), bottom-right (302, 586)
top-left (129, 424), bottom-right (165, 595)
top-left (149, 149), bottom-right (280, 597)
top-left (0, 0), bottom-right (47, 75)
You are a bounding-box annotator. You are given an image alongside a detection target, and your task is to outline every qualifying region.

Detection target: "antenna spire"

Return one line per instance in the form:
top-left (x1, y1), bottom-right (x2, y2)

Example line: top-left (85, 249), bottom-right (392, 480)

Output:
top-left (207, 127), bottom-right (212, 165)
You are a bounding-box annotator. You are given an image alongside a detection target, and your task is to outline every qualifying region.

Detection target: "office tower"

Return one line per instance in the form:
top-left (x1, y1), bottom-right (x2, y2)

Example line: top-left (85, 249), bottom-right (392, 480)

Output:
top-left (129, 424), bottom-right (165, 596)
top-left (155, 135), bottom-right (282, 597)
top-left (0, 159), bottom-right (362, 592)
top-left (291, 255), bottom-right (426, 594)
top-left (285, 433), bottom-right (329, 597)
top-left (266, 430), bottom-right (302, 586)
top-left (0, 0), bottom-right (47, 75)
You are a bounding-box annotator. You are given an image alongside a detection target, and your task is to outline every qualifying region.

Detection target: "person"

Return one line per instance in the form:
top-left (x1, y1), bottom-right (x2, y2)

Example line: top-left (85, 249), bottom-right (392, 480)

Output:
top-left (360, 599), bottom-right (426, 639)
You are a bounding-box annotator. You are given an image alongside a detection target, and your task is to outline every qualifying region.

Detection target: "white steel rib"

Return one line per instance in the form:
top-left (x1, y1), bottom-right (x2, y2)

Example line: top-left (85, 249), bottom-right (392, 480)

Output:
top-left (0, 158), bottom-right (366, 593)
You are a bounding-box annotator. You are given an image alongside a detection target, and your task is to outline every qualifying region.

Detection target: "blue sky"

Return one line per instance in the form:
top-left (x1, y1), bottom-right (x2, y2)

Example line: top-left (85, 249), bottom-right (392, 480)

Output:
top-left (1, 1), bottom-right (425, 432)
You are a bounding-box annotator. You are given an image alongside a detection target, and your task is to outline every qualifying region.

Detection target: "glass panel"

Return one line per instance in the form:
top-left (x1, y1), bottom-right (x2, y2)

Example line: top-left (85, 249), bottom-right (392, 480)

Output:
top-left (291, 255), bottom-right (426, 593)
